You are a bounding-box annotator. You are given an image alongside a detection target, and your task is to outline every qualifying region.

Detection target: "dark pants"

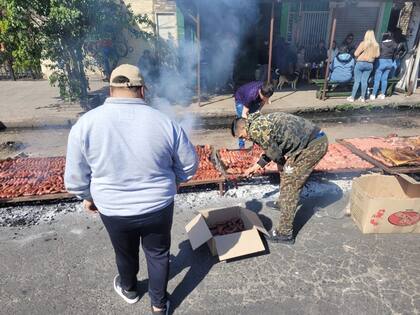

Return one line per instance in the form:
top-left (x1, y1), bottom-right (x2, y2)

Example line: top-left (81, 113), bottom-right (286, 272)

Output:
top-left (100, 202), bottom-right (174, 308)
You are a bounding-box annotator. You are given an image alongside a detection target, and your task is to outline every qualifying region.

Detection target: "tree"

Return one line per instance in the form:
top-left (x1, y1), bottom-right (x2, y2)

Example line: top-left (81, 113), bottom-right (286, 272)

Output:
top-left (1, 0), bottom-right (154, 102)
top-left (42, 0), bottom-right (153, 102)
top-left (0, 0), bottom-right (43, 79)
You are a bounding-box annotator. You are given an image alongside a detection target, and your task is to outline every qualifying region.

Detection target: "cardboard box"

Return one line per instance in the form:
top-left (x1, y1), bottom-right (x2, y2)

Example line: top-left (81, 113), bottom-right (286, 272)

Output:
top-left (185, 206), bottom-right (268, 261)
top-left (350, 174), bottom-right (420, 234)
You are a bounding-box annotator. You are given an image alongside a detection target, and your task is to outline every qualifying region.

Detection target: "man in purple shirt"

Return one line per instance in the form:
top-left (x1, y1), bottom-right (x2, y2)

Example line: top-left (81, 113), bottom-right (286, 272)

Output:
top-left (234, 81), bottom-right (274, 148)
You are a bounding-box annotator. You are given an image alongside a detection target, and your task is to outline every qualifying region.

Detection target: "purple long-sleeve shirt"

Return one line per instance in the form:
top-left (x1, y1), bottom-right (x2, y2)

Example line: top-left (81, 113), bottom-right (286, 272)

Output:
top-left (234, 81), bottom-right (263, 107)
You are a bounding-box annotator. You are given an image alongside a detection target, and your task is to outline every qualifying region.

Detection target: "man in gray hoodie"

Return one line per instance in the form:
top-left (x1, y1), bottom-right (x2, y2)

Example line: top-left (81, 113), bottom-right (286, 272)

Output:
top-left (65, 64), bottom-right (198, 314)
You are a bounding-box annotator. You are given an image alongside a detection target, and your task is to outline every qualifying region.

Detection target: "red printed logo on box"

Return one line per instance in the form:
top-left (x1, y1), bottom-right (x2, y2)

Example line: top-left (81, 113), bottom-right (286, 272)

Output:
top-left (388, 211), bottom-right (420, 227)
top-left (370, 209), bottom-right (386, 226)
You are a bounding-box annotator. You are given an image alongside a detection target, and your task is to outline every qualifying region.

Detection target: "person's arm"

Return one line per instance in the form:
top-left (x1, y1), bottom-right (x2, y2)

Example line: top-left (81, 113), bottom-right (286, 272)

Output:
top-left (244, 153), bottom-right (270, 177)
top-left (399, 42), bottom-right (408, 59)
top-left (172, 125), bottom-right (199, 183)
top-left (241, 105), bottom-right (250, 118)
top-left (354, 42), bottom-right (364, 58)
top-left (329, 58), bottom-right (335, 72)
top-left (64, 123), bottom-right (93, 202)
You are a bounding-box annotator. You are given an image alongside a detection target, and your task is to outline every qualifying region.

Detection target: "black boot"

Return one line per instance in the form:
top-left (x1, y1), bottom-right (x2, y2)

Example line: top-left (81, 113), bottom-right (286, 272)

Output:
top-left (266, 201), bottom-right (280, 211)
top-left (266, 229), bottom-right (295, 245)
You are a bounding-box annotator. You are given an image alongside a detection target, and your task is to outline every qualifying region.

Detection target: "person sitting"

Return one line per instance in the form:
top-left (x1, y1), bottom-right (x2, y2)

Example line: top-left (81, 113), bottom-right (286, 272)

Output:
top-left (296, 46), bottom-right (306, 71)
top-left (342, 33), bottom-right (356, 56)
top-left (311, 40), bottom-right (328, 64)
top-left (329, 45), bottom-right (355, 83)
top-left (328, 41), bottom-right (338, 61)
top-left (310, 40), bottom-right (328, 79)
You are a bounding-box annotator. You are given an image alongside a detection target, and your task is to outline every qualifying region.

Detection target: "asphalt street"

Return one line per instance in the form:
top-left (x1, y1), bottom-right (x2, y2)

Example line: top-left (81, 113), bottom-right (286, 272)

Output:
top-left (1, 180), bottom-right (419, 315)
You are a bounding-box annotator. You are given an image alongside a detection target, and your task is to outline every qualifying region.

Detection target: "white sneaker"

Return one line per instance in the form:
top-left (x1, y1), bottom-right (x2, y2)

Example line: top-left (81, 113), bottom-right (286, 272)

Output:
top-left (346, 96), bottom-right (354, 103)
top-left (370, 95), bottom-right (376, 100)
top-left (113, 275), bottom-right (140, 304)
top-left (378, 94), bottom-right (385, 100)
top-left (358, 97), bottom-right (366, 103)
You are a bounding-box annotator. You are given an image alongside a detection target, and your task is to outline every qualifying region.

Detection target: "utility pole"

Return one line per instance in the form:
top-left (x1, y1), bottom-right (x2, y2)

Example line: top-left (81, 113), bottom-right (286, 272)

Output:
top-left (267, 0), bottom-right (275, 83)
top-left (322, 13), bottom-right (337, 101)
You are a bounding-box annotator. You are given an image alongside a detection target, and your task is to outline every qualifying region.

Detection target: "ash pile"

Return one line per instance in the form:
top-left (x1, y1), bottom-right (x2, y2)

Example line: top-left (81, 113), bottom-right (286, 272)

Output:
top-left (0, 175), bottom-right (353, 228)
top-left (0, 201), bottom-right (81, 227)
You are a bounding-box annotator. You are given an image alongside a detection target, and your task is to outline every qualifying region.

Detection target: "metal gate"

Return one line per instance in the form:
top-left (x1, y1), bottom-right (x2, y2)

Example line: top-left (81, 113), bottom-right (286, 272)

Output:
top-left (299, 12), bottom-right (329, 49)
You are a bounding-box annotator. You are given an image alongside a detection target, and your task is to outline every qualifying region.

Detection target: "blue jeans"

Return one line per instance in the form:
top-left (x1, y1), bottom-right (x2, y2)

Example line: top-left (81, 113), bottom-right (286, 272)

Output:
top-left (235, 101), bottom-right (260, 149)
top-left (235, 102), bottom-right (246, 148)
top-left (351, 61), bottom-right (373, 99)
top-left (373, 59), bottom-right (393, 96)
top-left (389, 59), bottom-right (401, 78)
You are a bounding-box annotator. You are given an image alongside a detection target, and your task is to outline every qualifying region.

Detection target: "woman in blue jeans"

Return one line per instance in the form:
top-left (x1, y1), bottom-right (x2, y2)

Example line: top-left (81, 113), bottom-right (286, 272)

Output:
top-left (371, 32), bottom-right (397, 100)
top-left (347, 30), bottom-right (380, 103)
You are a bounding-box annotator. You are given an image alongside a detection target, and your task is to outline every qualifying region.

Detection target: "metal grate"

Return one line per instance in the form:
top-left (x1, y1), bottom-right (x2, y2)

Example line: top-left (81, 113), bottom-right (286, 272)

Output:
top-left (299, 11), bottom-right (329, 49)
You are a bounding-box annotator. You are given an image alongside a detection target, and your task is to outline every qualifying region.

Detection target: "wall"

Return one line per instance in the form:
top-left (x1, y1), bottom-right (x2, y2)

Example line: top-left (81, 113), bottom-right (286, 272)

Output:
top-left (153, 0), bottom-right (178, 41)
top-left (120, 0), bottom-right (155, 67)
top-left (41, 0), bottom-right (157, 79)
top-left (329, 1), bottom-right (385, 44)
top-left (407, 3), bottom-right (420, 50)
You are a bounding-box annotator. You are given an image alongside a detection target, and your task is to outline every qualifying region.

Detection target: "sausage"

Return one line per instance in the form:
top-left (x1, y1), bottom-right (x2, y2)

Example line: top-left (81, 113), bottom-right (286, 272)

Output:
top-left (209, 218), bottom-right (245, 236)
top-left (189, 146), bottom-right (223, 182)
top-left (0, 156), bottom-right (67, 199)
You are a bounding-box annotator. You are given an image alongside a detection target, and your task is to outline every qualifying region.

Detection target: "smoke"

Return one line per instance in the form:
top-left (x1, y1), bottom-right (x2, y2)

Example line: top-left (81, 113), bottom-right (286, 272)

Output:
top-left (151, 97), bottom-right (197, 136)
top-left (142, 0), bottom-right (259, 131)
top-left (195, 0), bottom-right (259, 91)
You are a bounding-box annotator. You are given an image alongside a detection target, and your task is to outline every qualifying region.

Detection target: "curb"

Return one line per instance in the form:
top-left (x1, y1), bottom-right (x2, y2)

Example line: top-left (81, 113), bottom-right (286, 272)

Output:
top-left (0, 119), bottom-right (78, 131)
top-left (1, 101), bottom-right (420, 131)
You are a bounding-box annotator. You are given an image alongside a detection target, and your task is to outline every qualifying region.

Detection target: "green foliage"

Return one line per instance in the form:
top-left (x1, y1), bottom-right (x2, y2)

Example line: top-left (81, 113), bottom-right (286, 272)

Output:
top-left (42, 0), bottom-right (153, 101)
top-left (0, 0), bottom-right (43, 76)
top-left (335, 103), bottom-right (356, 111)
top-left (1, 0), bottom-right (154, 102)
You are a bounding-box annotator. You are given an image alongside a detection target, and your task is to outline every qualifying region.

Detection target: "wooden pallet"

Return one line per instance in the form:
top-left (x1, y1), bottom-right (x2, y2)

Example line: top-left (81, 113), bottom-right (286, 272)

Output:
top-left (337, 138), bottom-right (420, 174)
top-left (215, 148), bottom-right (279, 182)
top-left (0, 192), bottom-right (75, 206)
top-left (216, 147), bottom-right (376, 180)
top-left (179, 145), bottom-right (226, 195)
top-left (313, 78), bottom-right (399, 99)
top-left (179, 178), bottom-right (225, 195)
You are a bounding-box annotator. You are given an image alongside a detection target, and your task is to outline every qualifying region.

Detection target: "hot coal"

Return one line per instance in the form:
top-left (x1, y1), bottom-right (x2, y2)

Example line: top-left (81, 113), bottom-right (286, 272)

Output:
top-left (0, 175), bottom-right (355, 228)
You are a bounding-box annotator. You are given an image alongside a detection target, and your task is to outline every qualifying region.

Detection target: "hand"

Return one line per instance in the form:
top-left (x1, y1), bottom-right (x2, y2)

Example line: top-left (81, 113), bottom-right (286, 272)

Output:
top-left (83, 200), bottom-right (98, 214)
top-left (277, 163), bottom-right (284, 173)
top-left (244, 164), bottom-right (261, 178)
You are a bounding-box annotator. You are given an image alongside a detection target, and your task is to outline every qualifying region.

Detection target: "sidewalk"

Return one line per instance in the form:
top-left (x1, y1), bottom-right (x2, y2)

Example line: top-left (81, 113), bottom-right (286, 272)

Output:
top-left (0, 80), bottom-right (105, 128)
top-left (1, 79), bottom-right (420, 129)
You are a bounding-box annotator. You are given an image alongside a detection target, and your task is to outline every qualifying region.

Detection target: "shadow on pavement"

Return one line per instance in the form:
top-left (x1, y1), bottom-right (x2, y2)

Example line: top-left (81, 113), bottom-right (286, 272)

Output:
top-left (168, 240), bottom-right (217, 314)
top-left (249, 179), bottom-right (344, 237)
top-left (293, 181), bottom-right (343, 237)
top-left (245, 198), bottom-right (273, 231)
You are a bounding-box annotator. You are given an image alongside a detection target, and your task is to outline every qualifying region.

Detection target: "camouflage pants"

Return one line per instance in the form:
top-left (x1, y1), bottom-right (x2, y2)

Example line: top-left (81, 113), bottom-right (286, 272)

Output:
top-left (276, 136), bottom-right (328, 235)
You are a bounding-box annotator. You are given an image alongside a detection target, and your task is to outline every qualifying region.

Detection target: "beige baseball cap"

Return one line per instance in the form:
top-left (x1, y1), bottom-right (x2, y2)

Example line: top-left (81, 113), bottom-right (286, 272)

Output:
top-left (109, 64), bottom-right (145, 87)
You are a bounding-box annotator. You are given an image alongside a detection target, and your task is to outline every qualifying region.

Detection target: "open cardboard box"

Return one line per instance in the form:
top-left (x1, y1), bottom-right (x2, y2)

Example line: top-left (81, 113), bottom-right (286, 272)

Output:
top-left (350, 174), bottom-right (420, 234)
top-left (185, 206), bottom-right (268, 261)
